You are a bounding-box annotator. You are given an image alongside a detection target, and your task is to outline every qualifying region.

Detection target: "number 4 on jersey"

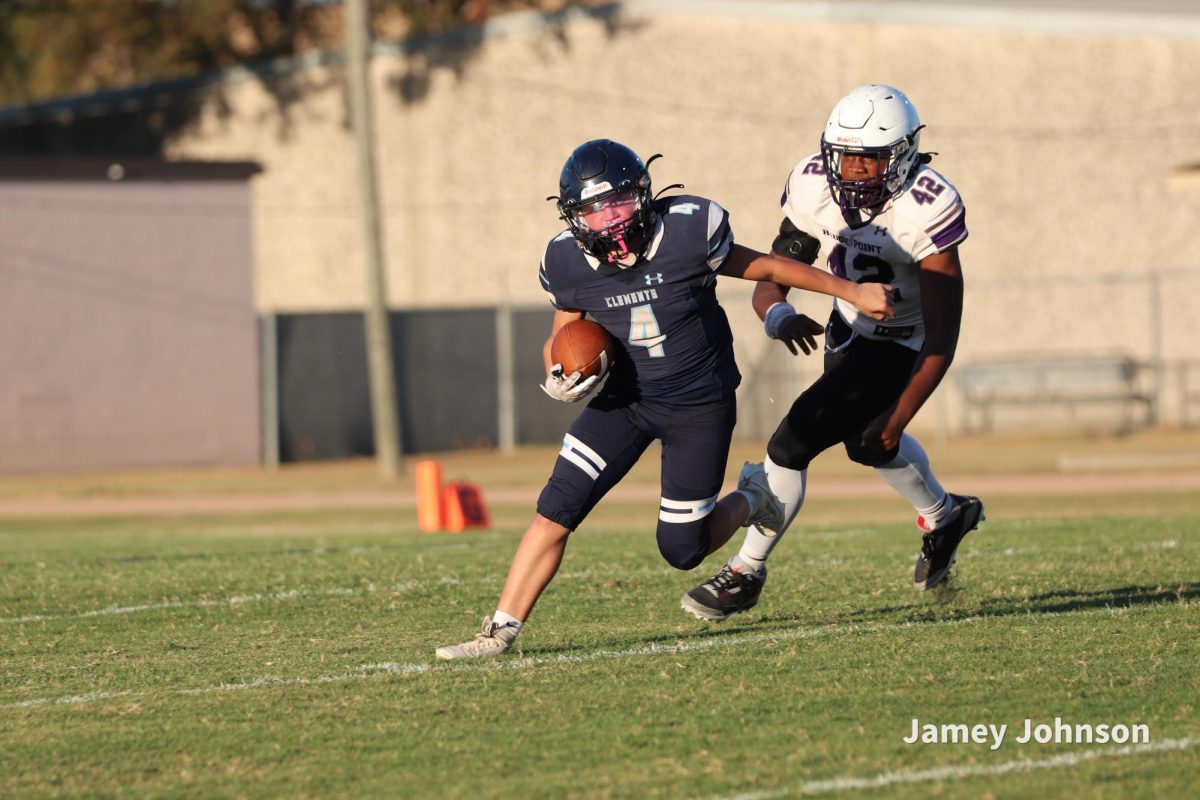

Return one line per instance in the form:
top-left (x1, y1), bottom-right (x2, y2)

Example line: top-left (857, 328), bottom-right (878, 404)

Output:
top-left (629, 304), bottom-right (666, 357)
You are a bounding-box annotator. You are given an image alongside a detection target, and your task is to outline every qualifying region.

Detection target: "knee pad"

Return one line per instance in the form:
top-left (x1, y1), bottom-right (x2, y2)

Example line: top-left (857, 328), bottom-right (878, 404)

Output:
top-left (844, 440), bottom-right (900, 467)
top-left (767, 419), bottom-right (821, 471)
top-left (765, 384), bottom-right (853, 471)
top-left (656, 517), bottom-right (710, 571)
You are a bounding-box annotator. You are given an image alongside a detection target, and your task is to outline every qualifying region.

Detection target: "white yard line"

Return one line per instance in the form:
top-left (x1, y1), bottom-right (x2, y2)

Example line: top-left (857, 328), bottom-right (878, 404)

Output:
top-left (705, 737), bottom-right (1195, 799)
top-left (3, 603), bottom-right (1153, 710)
top-left (0, 586), bottom-right (358, 624)
top-left (0, 566), bottom-right (682, 625)
top-left (7, 689), bottom-right (145, 709)
top-left (0, 540), bottom-right (1175, 625)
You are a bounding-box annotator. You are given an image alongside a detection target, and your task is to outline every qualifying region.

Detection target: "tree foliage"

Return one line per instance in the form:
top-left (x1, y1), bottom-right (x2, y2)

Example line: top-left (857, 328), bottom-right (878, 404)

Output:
top-left (0, 0), bottom-right (572, 106)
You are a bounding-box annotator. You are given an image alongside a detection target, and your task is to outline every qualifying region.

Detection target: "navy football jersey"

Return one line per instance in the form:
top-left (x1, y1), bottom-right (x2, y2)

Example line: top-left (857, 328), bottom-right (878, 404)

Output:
top-left (538, 195), bottom-right (741, 405)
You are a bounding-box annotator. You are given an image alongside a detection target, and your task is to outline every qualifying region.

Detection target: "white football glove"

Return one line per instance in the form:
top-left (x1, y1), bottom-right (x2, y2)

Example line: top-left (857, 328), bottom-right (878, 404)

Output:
top-left (540, 364), bottom-right (600, 403)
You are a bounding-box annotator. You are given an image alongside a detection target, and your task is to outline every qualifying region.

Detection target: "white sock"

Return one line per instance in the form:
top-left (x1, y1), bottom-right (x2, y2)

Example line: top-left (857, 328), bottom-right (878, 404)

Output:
top-left (915, 494), bottom-right (957, 532)
top-left (735, 456), bottom-right (806, 573)
top-left (491, 610), bottom-right (523, 644)
top-left (873, 434), bottom-right (953, 529)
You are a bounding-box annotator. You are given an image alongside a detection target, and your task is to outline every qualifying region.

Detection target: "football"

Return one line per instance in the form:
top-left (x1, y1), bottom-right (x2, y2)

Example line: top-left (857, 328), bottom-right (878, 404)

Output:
top-left (551, 319), bottom-right (615, 380)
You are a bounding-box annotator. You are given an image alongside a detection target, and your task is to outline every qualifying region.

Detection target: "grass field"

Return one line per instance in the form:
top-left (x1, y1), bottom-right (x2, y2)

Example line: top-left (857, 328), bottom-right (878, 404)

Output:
top-left (1, 432), bottom-right (1198, 797)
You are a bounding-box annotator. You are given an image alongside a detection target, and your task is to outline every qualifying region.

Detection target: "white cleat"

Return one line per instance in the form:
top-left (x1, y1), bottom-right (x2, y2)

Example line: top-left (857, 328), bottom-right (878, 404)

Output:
top-left (738, 462), bottom-right (785, 535)
top-left (435, 616), bottom-right (514, 660)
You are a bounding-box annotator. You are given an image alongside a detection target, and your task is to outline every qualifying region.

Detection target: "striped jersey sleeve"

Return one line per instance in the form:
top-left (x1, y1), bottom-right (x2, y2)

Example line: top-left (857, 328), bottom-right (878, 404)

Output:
top-left (705, 199), bottom-right (733, 271)
top-left (539, 229), bottom-right (575, 308)
top-left (898, 166), bottom-right (968, 262)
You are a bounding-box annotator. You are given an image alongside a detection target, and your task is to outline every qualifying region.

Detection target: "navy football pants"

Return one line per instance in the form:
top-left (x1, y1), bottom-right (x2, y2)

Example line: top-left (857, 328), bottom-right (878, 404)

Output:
top-left (537, 393), bottom-right (736, 570)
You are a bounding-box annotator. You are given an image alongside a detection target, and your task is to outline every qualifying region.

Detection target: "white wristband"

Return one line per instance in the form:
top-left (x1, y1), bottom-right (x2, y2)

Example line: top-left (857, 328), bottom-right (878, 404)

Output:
top-left (763, 302), bottom-right (797, 339)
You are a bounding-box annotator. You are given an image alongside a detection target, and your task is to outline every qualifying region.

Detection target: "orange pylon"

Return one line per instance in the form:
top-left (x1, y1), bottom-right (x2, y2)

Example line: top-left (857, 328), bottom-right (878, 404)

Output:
top-left (415, 460), bottom-right (444, 532)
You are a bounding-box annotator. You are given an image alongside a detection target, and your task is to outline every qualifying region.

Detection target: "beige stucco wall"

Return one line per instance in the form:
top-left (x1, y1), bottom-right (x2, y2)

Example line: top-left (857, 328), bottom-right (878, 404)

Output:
top-left (165, 2), bottom-right (1200, 432)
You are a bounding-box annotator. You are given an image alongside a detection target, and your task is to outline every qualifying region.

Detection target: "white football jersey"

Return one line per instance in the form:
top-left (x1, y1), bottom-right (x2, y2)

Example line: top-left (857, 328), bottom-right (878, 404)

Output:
top-left (780, 153), bottom-right (968, 351)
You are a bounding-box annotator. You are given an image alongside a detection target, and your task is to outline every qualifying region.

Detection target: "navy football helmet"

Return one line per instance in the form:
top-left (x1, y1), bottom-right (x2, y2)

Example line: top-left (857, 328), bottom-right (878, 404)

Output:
top-left (554, 139), bottom-right (655, 267)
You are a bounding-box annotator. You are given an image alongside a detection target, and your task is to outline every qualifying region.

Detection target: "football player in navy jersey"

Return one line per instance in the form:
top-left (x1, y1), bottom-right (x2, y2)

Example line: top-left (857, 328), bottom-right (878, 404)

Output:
top-left (436, 138), bottom-right (894, 659)
top-left (682, 85), bottom-right (986, 623)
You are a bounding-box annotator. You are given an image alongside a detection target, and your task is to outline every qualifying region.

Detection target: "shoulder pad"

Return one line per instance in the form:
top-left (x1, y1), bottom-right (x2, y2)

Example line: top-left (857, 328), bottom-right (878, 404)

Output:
top-left (894, 166), bottom-right (968, 257)
top-left (782, 153), bottom-right (828, 216)
top-left (660, 195), bottom-right (706, 217)
top-left (894, 165), bottom-right (964, 223)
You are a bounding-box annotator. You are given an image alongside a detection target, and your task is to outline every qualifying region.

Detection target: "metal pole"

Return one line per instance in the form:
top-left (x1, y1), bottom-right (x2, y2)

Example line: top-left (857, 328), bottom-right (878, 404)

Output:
top-left (1148, 271), bottom-right (1163, 426)
top-left (260, 311), bottom-right (279, 469)
top-left (496, 304), bottom-right (516, 453)
top-left (346, 0), bottom-right (401, 477)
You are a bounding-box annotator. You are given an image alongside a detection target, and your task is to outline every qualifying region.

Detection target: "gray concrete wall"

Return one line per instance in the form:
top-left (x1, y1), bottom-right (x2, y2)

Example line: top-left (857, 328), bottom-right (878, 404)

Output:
top-left (0, 171), bottom-right (259, 472)
top-left (163, 1), bottom-right (1200, 434)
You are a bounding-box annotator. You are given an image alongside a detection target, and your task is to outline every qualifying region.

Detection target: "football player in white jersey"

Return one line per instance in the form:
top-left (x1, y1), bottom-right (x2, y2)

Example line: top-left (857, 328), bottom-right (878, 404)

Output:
top-left (682, 84), bottom-right (986, 622)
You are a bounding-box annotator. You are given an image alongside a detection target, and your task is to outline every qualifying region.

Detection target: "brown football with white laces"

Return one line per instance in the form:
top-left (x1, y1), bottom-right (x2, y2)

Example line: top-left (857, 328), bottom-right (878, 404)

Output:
top-left (551, 319), bottom-right (615, 379)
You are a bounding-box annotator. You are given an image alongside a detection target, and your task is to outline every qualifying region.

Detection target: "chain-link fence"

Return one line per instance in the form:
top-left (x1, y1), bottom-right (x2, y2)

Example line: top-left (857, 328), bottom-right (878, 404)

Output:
top-left (268, 268), bottom-right (1200, 463)
top-left (270, 306), bottom-right (579, 461)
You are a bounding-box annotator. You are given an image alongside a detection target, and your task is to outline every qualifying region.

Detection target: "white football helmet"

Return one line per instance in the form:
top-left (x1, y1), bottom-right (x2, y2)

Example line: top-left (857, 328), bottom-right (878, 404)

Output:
top-left (820, 84), bottom-right (923, 212)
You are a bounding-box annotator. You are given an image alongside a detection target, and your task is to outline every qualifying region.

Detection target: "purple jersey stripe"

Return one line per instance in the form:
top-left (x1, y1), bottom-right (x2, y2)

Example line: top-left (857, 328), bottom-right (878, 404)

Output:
top-left (930, 210), bottom-right (968, 252)
top-left (925, 201), bottom-right (961, 234)
top-left (780, 167), bottom-right (796, 208)
top-left (925, 205), bottom-right (964, 237)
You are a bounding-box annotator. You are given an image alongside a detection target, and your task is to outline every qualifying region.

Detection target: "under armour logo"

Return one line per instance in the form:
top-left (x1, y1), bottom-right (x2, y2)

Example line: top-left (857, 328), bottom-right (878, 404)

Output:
top-left (644, 272), bottom-right (664, 286)
top-left (874, 226), bottom-right (888, 236)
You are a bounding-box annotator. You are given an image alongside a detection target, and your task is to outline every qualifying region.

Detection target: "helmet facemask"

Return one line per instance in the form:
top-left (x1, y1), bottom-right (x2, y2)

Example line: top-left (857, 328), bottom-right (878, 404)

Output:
top-left (820, 138), bottom-right (917, 212)
top-left (559, 177), bottom-right (653, 268)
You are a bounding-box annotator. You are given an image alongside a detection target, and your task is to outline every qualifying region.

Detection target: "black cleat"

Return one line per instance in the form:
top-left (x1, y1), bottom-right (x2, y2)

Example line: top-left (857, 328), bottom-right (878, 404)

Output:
top-left (681, 563), bottom-right (766, 622)
top-left (914, 494), bottom-right (985, 590)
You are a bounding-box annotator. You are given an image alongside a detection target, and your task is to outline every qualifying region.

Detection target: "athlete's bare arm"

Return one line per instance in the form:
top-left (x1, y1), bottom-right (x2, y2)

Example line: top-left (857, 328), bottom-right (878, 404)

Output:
top-left (860, 246), bottom-right (964, 452)
top-left (752, 279), bottom-right (789, 319)
top-left (720, 243), bottom-right (893, 321)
